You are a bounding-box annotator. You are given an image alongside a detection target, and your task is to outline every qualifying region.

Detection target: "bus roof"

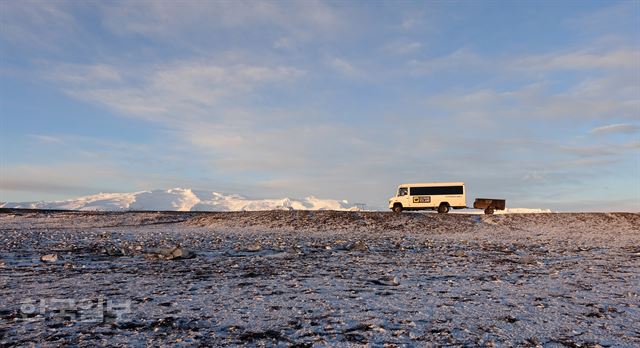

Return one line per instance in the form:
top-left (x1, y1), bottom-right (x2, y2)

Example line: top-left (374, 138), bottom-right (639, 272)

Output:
top-left (398, 182), bottom-right (465, 187)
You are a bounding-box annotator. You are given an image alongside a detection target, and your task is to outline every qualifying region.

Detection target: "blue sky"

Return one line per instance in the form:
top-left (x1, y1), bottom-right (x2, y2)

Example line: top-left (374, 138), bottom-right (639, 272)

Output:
top-left (1, 0), bottom-right (638, 211)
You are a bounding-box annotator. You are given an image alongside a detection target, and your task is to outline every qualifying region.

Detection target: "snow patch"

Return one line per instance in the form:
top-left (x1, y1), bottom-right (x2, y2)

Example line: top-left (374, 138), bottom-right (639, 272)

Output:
top-left (452, 207), bottom-right (553, 214)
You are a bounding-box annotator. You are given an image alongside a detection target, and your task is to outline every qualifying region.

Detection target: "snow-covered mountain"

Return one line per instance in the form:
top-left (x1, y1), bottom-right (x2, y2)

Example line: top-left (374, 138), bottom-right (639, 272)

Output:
top-left (0, 188), bottom-right (359, 212)
top-left (0, 188), bottom-right (553, 213)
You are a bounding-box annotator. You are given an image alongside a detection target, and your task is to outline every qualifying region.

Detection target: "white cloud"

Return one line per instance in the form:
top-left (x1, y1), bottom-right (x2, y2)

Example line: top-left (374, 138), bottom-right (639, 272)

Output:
top-left (328, 57), bottom-right (364, 78)
top-left (559, 145), bottom-right (617, 158)
top-left (424, 79), bottom-right (638, 122)
top-left (382, 39), bottom-right (422, 55)
top-left (50, 60), bottom-right (305, 122)
top-left (45, 59), bottom-right (390, 192)
top-left (100, 1), bottom-right (344, 42)
top-left (589, 124), bottom-right (640, 136)
top-left (522, 171), bottom-right (547, 182)
top-left (405, 44), bottom-right (639, 80)
top-left (274, 37), bottom-right (294, 50)
top-left (400, 12), bottom-right (427, 31)
top-left (566, 1), bottom-right (639, 39)
top-left (28, 134), bottom-right (63, 144)
top-left (0, 1), bottom-right (79, 50)
top-left (50, 63), bottom-right (123, 85)
top-left (511, 48), bottom-right (640, 72)
top-left (408, 48), bottom-right (487, 75)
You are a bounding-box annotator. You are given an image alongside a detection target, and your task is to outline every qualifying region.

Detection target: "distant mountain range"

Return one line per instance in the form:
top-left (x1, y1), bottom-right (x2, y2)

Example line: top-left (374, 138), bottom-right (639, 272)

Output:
top-left (1, 188), bottom-right (554, 213)
top-left (0, 188), bottom-right (358, 211)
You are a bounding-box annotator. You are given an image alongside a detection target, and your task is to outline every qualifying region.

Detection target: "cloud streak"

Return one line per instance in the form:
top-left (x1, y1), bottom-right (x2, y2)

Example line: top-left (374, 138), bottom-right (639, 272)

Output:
top-left (49, 60), bottom-right (305, 122)
top-left (589, 123), bottom-right (640, 135)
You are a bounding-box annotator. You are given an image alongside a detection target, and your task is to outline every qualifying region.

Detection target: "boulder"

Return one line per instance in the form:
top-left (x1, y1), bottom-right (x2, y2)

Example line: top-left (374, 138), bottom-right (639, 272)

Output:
top-left (243, 242), bottom-right (262, 252)
top-left (347, 240), bottom-right (369, 252)
top-left (168, 246), bottom-right (195, 260)
top-left (145, 246), bottom-right (195, 260)
top-left (40, 254), bottom-right (58, 263)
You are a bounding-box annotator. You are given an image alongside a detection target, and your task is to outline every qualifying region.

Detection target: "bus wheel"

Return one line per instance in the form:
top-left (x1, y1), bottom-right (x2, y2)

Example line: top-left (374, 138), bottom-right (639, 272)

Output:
top-left (392, 204), bottom-right (403, 213)
top-left (438, 203), bottom-right (450, 214)
top-left (484, 207), bottom-right (495, 215)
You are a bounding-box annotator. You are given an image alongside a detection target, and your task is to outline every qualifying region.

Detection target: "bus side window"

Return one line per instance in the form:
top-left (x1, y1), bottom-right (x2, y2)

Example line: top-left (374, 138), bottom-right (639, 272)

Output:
top-left (398, 188), bottom-right (408, 196)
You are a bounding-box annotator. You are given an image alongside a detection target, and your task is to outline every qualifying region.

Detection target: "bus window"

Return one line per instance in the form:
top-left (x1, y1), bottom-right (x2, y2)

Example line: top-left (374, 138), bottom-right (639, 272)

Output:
top-left (410, 186), bottom-right (463, 196)
top-left (398, 188), bottom-right (408, 196)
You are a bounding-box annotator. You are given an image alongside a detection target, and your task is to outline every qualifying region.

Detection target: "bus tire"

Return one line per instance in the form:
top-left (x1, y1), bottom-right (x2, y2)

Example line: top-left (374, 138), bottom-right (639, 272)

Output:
top-left (484, 207), bottom-right (494, 215)
top-left (392, 204), bottom-right (403, 213)
top-left (438, 203), bottom-right (450, 214)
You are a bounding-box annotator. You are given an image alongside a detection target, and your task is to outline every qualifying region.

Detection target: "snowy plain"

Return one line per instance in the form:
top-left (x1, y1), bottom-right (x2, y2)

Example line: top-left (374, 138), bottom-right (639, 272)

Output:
top-left (0, 210), bottom-right (638, 346)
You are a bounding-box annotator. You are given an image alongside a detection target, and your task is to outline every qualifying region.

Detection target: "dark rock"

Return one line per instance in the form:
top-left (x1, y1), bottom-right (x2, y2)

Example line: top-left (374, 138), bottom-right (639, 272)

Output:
top-left (370, 276), bottom-right (399, 286)
top-left (243, 242), bottom-right (262, 252)
top-left (145, 246), bottom-right (196, 260)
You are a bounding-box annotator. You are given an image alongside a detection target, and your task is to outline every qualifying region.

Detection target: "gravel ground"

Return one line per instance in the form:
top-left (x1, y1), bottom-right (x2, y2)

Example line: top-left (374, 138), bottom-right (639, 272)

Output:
top-left (0, 210), bottom-right (639, 347)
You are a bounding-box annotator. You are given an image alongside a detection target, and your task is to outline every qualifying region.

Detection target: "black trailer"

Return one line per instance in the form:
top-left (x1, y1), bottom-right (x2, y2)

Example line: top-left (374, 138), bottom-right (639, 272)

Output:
top-left (473, 198), bottom-right (506, 214)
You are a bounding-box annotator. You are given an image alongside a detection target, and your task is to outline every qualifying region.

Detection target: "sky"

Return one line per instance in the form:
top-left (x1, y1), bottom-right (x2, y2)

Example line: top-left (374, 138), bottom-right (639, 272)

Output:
top-left (0, 0), bottom-right (639, 211)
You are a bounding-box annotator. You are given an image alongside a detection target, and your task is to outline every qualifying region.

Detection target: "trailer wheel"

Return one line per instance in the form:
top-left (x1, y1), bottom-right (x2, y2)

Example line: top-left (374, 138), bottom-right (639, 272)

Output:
top-left (438, 203), bottom-right (450, 214)
top-left (484, 207), bottom-right (495, 215)
top-left (392, 204), bottom-right (403, 213)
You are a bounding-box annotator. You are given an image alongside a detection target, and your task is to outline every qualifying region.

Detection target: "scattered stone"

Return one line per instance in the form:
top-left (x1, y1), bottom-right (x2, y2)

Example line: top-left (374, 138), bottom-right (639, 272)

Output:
top-left (243, 242), bottom-right (262, 252)
top-left (504, 315), bottom-right (518, 323)
top-left (370, 276), bottom-right (399, 286)
top-left (104, 246), bottom-right (125, 257)
top-left (525, 337), bottom-right (542, 347)
top-left (168, 246), bottom-right (195, 259)
top-left (336, 240), bottom-right (369, 252)
top-left (345, 323), bottom-right (373, 332)
top-left (349, 240), bottom-right (369, 251)
top-left (40, 254), bottom-right (58, 263)
top-left (145, 246), bottom-right (195, 260)
top-left (518, 256), bottom-right (537, 265)
top-left (238, 329), bottom-right (283, 342)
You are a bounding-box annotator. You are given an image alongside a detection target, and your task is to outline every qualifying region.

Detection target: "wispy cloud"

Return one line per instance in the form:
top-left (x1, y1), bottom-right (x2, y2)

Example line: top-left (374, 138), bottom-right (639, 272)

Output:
top-left (0, 1), bottom-right (79, 50)
top-left (424, 78), bottom-right (637, 122)
top-left (49, 60), bottom-right (305, 122)
top-left (589, 123), bottom-right (640, 135)
top-left (407, 44), bottom-right (639, 78)
top-left (382, 39), bottom-right (423, 55)
top-left (45, 59), bottom-right (380, 187)
top-left (408, 48), bottom-right (486, 75)
top-left (28, 134), bottom-right (63, 144)
top-left (328, 57), bottom-right (365, 79)
top-left (511, 48), bottom-right (639, 72)
top-left (566, 1), bottom-right (639, 38)
top-left (100, 0), bottom-right (345, 43)
top-left (51, 64), bottom-right (123, 85)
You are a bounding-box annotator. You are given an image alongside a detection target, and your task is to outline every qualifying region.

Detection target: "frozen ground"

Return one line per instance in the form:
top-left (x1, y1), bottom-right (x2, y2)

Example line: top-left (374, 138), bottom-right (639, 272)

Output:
top-left (0, 210), bottom-right (638, 347)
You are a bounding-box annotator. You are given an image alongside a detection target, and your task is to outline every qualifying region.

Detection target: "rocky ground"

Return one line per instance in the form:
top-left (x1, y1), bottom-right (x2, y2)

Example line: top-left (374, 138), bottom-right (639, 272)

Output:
top-left (0, 210), bottom-right (639, 347)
